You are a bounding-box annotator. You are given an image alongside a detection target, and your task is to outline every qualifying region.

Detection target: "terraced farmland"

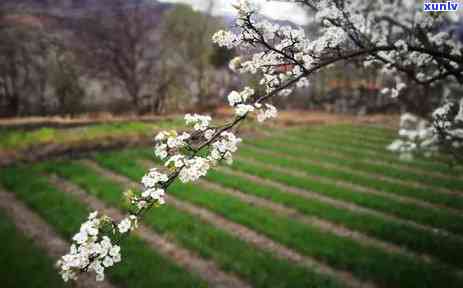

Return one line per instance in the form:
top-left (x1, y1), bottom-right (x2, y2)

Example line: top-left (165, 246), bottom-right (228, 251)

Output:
top-left (1, 124), bottom-right (463, 288)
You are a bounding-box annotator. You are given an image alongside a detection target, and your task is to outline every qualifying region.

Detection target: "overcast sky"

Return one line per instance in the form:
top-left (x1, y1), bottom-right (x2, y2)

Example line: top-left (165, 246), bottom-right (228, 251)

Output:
top-left (157, 0), bottom-right (310, 25)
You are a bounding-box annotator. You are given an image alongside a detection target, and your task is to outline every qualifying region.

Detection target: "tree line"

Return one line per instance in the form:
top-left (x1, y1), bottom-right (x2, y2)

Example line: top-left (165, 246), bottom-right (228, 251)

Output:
top-left (0, 0), bottom-right (235, 117)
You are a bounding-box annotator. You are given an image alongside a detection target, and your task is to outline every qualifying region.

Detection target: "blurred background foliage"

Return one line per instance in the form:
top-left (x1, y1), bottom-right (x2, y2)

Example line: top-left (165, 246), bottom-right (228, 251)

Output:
top-left (0, 0), bottom-right (437, 118)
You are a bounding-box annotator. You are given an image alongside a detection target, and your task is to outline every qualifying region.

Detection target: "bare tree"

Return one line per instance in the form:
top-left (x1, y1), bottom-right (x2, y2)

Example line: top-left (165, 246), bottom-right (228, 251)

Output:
top-left (0, 10), bottom-right (51, 116)
top-left (161, 2), bottom-right (223, 108)
top-left (73, 0), bottom-right (162, 113)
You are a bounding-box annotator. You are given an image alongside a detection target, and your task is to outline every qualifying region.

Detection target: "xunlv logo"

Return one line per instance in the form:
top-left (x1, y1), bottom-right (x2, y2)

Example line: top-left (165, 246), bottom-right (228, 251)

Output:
top-left (423, 1), bottom-right (460, 11)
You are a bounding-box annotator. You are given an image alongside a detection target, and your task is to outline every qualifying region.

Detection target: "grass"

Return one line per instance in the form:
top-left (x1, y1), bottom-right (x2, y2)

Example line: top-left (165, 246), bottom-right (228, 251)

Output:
top-left (133, 145), bottom-right (463, 239)
top-left (2, 121), bottom-right (463, 288)
top-left (246, 136), bottom-right (463, 191)
top-left (237, 145), bottom-right (463, 226)
top-left (42, 159), bottom-right (344, 288)
top-left (0, 119), bottom-right (184, 151)
top-left (300, 126), bottom-right (461, 169)
top-left (226, 156), bottom-right (463, 238)
top-left (316, 124), bottom-right (397, 138)
top-left (91, 151), bottom-right (463, 288)
top-left (281, 127), bottom-right (463, 173)
top-left (307, 125), bottom-right (395, 144)
top-left (0, 165), bottom-right (206, 288)
top-left (0, 210), bottom-right (66, 288)
top-left (131, 148), bottom-right (463, 270)
top-left (204, 168), bottom-right (463, 269)
top-left (303, 125), bottom-right (458, 164)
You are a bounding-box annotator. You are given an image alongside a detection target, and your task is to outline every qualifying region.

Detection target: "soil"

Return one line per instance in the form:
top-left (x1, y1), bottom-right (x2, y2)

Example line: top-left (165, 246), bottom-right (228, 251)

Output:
top-left (217, 166), bottom-right (459, 240)
top-left (0, 135), bottom-right (152, 167)
top-left (97, 159), bottom-right (375, 288)
top-left (196, 179), bottom-right (433, 264)
top-left (0, 112), bottom-right (399, 167)
top-left (0, 114), bottom-right (180, 131)
top-left (47, 174), bottom-right (250, 288)
top-left (0, 188), bottom-right (115, 288)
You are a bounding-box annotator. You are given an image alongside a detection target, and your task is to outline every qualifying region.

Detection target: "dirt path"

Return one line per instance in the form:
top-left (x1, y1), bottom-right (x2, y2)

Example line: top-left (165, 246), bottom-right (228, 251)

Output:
top-left (167, 193), bottom-right (376, 288)
top-left (245, 143), bottom-right (463, 197)
top-left (47, 175), bottom-right (250, 288)
top-left (0, 135), bottom-right (153, 167)
top-left (136, 159), bottom-right (421, 262)
top-left (271, 135), bottom-right (463, 182)
top-left (261, 131), bottom-right (461, 180)
top-left (82, 159), bottom-right (378, 288)
top-left (236, 155), bottom-right (463, 220)
top-left (0, 115), bottom-right (178, 130)
top-left (218, 166), bottom-right (463, 241)
top-left (196, 179), bottom-right (435, 264)
top-left (0, 188), bottom-right (115, 288)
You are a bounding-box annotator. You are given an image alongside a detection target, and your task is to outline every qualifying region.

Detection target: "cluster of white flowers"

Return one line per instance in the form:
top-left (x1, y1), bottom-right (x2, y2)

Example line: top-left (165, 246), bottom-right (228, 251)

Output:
top-left (185, 114), bottom-right (212, 131)
top-left (142, 168), bottom-right (169, 188)
top-left (178, 156), bottom-right (211, 183)
top-left (256, 103), bottom-right (278, 123)
top-left (211, 30), bottom-right (239, 49)
top-left (226, 87), bottom-right (278, 121)
top-left (213, 1), bottom-right (312, 95)
top-left (57, 212), bottom-right (121, 282)
top-left (136, 167), bottom-right (169, 208)
top-left (215, 0), bottom-right (462, 160)
top-left (209, 131), bottom-right (242, 165)
top-left (157, 108), bottom-right (249, 183)
top-left (154, 131), bottom-right (190, 160)
top-left (227, 87), bottom-right (254, 106)
top-left (387, 113), bottom-right (437, 160)
top-left (235, 104), bottom-right (255, 116)
top-left (60, 0), bottom-right (463, 283)
top-left (388, 97), bottom-right (463, 160)
top-left (117, 215), bottom-right (138, 234)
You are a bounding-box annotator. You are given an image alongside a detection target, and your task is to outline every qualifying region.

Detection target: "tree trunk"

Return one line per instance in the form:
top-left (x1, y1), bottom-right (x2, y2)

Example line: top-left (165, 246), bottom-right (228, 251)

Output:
top-left (127, 82), bottom-right (140, 114)
top-left (6, 93), bottom-right (19, 117)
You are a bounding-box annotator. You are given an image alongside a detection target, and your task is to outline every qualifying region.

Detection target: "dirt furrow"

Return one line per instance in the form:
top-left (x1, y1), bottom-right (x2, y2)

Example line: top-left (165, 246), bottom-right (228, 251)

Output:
top-left (47, 175), bottom-right (250, 288)
top-left (263, 131), bottom-right (462, 180)
top-left (84, 159), bottom-right (376, 288)
top-left (197, 179), bottom-right (434, 264)
top-left (218, 166), bottom-right (463, 241)
top-left (0, 188), bottom-right (115, 288)
top-left (168, 193), bottom-right (375, 288)
top-left (245, 144), bottom-right (463, 197)
top-left (277, 138), bottom-right (462, 182)
top-left (236, 155), bottom-right (463, 219)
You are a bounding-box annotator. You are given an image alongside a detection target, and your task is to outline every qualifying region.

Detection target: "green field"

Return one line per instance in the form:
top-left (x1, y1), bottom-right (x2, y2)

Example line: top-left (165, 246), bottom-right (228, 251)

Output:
top-left (1, 123), bottom-right (462, 288)
top-left (0, 119), bottom-right (184, 150)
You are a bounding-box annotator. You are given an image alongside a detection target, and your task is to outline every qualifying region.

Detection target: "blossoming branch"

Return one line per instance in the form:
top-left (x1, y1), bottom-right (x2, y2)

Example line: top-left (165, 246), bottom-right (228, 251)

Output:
top-left (57, 0), bottom-right (463, 282)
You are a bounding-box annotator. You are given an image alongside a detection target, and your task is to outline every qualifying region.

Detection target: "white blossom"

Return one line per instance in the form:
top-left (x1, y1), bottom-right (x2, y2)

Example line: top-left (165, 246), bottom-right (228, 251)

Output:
top-left (208, 131), bottom-right (242, 165)
top-left (142, 188), bottom-right (165, 204)
top-left (185, 114), bottom-right (211, 131)
top-left (165, 154), bottom-right (185, 168)
top-left (117, 215), bottom-right (138, 234)
top-left (204, 129), bottom-right (216, 140)
top-left (60, 0), bottom-right (463, 282)
top-left (235, 104), bottom-right (255, 116)
top-left (57, 213), bottom-right (121, 282)
top-left (154, 143), bottom-right (168, 160)
top-left (229, 56), bottom-right (242, 72)
top-left (227, 91), bottom-right (242, 106)
top-left (141, 168), bottom-right (169, 188)
top-left (178, 157), bottom-right (210, 183)
top-left (256, 104), bottom-right (278, 122)
top-left (212, 30), bottom-right (239, 49)
top-left (166, 132), bottom-right (190, 149)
